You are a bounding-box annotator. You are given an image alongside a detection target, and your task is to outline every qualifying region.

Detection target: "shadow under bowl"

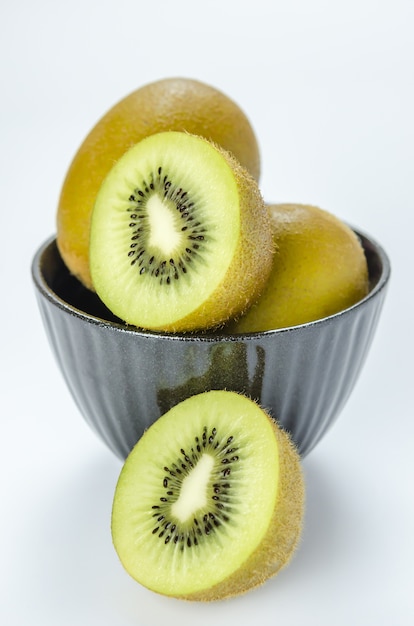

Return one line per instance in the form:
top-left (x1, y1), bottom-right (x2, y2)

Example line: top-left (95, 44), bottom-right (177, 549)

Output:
top-left (32, 229), bottom-right (390, 459)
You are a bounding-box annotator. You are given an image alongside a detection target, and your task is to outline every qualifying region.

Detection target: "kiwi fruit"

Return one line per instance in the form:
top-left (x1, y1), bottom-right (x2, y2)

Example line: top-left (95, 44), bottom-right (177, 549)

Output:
top-left (89, 131), bottom-right (274, 333)
top-left (57, 77), bottom-right (261, 289)
top-left (230, 203), bottom-right (370, 333)
top-left (111, 390), bottom-right (305, 601)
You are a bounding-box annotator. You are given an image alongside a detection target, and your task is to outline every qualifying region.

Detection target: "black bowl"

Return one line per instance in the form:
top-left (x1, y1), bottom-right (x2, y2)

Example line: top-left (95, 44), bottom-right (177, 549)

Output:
top-left (32, 230), bottom-right (390, 459)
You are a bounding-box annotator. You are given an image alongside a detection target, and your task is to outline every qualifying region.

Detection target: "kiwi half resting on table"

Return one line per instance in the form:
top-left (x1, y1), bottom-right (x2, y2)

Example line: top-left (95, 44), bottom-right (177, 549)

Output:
top-left (89, 131), bottom-right (274, 333)
top-left (57, 77), bottom-right (260, 290)
top-left (111, 390), bottom-right (305, 601)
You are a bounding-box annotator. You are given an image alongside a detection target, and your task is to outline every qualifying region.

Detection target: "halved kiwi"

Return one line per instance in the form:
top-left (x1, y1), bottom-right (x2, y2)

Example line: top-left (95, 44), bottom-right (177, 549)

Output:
top-left (111, 390), bottom-right (305, 601)
top-left (89, 131), bottom-right (274, 332)
top-left (57, 77), bottom-right (260, 289)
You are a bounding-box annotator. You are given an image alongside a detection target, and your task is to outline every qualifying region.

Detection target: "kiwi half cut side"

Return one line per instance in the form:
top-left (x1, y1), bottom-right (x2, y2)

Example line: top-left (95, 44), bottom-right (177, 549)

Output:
top-left (89, 131), bottom-right (273, 332)
top-left (111, 390), bottom-right (305, 601)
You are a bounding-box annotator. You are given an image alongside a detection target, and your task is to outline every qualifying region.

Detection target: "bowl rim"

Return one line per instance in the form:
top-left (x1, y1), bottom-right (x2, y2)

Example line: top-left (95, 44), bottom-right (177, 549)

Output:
top-left (32, 227), bottom-right (391, 342)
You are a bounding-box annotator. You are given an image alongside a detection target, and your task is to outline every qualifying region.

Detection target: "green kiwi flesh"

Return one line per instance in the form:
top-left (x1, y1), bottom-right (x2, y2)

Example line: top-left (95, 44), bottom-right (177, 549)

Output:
top-left (89, 131), bottom-right (273, 333)
top-left (111, 390), bottom-right (305, 601)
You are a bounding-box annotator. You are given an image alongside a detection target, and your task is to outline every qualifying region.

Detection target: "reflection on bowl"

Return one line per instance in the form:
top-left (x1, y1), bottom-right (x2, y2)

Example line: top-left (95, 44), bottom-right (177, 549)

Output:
top-left (32, 229), bottom-right (390, 459)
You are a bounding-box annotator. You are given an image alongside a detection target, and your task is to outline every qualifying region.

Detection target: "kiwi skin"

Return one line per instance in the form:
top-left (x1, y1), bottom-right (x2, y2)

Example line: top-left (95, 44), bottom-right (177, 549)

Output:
top-left (57, 77), bottom-right (261, 290)
top-left (230, 203), bottom-right (370, 333)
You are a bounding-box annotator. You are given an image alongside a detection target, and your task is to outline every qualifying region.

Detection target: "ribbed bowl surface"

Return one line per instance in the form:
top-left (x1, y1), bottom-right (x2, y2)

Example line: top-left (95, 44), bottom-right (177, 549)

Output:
top-left (32, 231), bottom-right (390, 459)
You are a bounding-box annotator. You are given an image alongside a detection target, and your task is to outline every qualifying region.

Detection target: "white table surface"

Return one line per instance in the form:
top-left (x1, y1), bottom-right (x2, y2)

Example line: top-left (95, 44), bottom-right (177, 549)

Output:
top-left (1, 1), bottom-right (413, 624)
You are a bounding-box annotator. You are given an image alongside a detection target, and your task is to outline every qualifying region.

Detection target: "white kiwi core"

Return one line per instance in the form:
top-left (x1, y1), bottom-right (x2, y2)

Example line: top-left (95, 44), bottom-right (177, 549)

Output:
top-left (171, 453), bottom-right (214, 523)
top-left (146, 194), bottom-right (184, 256)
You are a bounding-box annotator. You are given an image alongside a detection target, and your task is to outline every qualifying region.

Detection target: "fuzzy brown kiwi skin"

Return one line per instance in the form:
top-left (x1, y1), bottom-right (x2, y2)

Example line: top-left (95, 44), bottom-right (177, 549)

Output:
top-left (179, 417), bottom-right (305, 602)
top-left (57, 77), bottom-right (261, 290)
top-left (228, 202), bottom-right (370, 333)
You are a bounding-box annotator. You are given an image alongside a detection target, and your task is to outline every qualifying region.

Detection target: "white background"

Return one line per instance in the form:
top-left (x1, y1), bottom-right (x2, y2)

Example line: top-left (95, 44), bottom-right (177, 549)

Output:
top-left (1, 1), bottom-right (413, 624)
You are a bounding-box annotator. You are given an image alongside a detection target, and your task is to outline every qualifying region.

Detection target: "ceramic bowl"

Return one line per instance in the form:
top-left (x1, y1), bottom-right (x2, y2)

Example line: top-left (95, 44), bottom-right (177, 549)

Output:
top-left (32, 229), bottom-right (390, 459)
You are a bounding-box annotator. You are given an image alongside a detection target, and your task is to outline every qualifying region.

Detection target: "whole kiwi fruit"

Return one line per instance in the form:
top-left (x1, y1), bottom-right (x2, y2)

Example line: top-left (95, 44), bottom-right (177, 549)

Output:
top-left (89, 131), bottom-right (273, 333)
top-left (111, 390), bottom-right (305, 601)
top-left (230, 203), bottom-right (370, 332)
top-left (57, 77), bottom-right (261, 289)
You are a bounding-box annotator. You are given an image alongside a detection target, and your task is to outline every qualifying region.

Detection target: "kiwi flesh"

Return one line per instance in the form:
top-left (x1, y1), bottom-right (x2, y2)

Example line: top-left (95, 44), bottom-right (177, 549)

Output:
top-left (111, 390), bottom-right (305, 601)
top-left (89, 131), bottom-right (274, 333)
top-left (57, 77), bottom-right (261, 290)
top-left (230, 203), bottom-right (370, 333)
